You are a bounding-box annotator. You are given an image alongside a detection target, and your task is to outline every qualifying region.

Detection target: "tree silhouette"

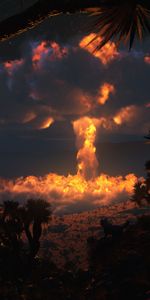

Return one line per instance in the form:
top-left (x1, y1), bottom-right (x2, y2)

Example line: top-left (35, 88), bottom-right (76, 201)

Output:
top-left (24, 199), bottom-right (51, 258)
top-left (131, 181), bottom-right (147, 206)
top-left (0, 1), bottom-right (150, 49)
top-left (1, 200), bottom-right (23, 254)
top-left (132, 160), bottom-right (150, 206)
top-left (0, 199), bottom-right (51, 259)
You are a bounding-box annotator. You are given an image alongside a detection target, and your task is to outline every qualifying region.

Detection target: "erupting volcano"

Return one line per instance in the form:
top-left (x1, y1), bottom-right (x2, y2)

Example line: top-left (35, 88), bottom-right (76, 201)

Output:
top-left (0, 117), bottom-right (137, 213)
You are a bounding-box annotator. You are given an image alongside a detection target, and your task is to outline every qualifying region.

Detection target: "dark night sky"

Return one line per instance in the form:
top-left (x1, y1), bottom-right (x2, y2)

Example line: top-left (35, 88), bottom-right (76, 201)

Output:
top-left (0, 13), bottom-right (149, 179)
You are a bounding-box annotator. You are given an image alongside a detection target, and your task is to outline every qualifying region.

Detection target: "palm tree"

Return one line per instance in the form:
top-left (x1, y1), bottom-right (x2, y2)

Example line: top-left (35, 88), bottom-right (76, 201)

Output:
top-left (0, 1), bottom-right (150, 49)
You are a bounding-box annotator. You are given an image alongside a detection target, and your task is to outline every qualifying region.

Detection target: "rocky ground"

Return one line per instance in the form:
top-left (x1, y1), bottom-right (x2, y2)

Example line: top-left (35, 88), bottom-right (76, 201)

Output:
top-left (40, 201), bottom-right (150, 269)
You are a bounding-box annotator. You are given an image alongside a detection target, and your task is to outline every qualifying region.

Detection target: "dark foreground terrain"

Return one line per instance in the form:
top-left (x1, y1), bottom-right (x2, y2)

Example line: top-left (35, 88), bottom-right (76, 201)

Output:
top-left (0, 207), bottom-right (150, 300)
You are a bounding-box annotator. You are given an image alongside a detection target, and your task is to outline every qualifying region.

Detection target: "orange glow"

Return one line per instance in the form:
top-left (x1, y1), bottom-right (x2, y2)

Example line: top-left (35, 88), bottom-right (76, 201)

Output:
top-left (32, 41), bottom-right (68, 69)
top-left (77, 93), bottom-right (92, 113)
top-left (32, 41), bottom-right (49, 66)
top-left (22, 112), bottom-right (37, 124)
top-left (4, 59), bottom-right (24, 75)
top-left (113, 105), bottom-right (137, 125)
top-left (50, 42), bottom-right (68, 60)
top-left (38, 117), bottom-right (54, 129)
top-left (0, 172), bottom-right (137, 212)
top-left (79, 33), bottom-right (119, 65)
top-left (98, 83), bottom-right (115, 105)
top-left (0, 117), bottom-right (137, 212)
top-left (73, 117), bottom-right (101, 180)
top-left (144, 55), bottom-right (150, 64)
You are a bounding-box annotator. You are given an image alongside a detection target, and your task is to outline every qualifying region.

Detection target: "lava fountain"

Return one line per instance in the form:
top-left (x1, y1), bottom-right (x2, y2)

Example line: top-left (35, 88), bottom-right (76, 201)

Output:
top-left (0, 117), bottom-right (137, 213)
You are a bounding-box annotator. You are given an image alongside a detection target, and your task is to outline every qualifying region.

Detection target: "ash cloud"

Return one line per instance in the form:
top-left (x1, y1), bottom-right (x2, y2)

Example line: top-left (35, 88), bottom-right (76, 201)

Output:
top-left (0, 20), bottom-right (149, 139)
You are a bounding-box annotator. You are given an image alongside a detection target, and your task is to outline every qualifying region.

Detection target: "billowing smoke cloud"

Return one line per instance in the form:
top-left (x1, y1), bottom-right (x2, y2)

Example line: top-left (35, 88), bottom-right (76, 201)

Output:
top-left (0, 30), bottom-right (149, 136)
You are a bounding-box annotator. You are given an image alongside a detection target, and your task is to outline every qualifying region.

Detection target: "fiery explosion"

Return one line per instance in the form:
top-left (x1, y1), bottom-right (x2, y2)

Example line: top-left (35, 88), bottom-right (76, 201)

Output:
top-left (73, 117), bottom-right (100, 180)
top-left (0, 117), bottom-right (137, 213)
top-left (79, 33), bottom-right (119, 65)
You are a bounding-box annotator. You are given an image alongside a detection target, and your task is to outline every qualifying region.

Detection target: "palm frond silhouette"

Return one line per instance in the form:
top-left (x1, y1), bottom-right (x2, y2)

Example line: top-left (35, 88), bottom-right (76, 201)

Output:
top-left (91, 1), bottom-right (150, 50)
top-left (0, 1), bottom-right (150, 49)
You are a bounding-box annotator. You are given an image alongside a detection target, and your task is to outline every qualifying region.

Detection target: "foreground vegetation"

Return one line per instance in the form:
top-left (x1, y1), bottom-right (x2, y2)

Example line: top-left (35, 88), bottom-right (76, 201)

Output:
top-left (132, 160), bottom-right (150, 206)
top-left (0, 198), bottom-right (150, 299)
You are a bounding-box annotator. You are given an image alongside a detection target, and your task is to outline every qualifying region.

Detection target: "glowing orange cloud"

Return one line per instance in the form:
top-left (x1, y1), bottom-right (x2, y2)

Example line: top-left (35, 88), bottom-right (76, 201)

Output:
top-left (50, 42), bottom-right (68, 60)
top-left (4, 59), bottom-right (24, 75)
top-left (98, 83), bottom-right (115, 105)
top-left (79, 33), bottom-right (119, 65)
top-left (113, 105), bottom-right (137, 125)
top-left (32, 41), bottom-right (49, 65)
top-left (32, 41), bottom-right (68, 69)
top-left (0, 172), bottom-right (137, 211)
top-left (38, 117), bottom-right (54, 130)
